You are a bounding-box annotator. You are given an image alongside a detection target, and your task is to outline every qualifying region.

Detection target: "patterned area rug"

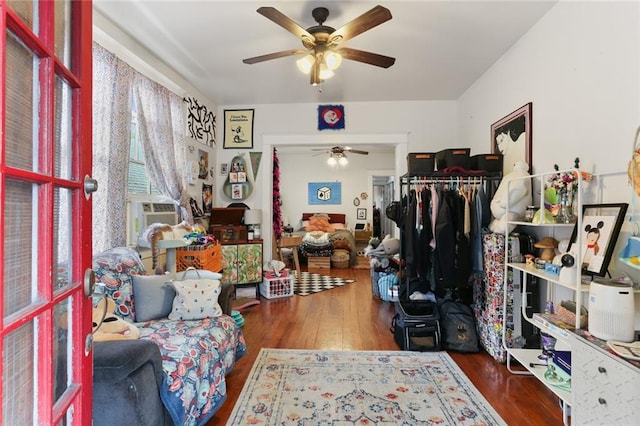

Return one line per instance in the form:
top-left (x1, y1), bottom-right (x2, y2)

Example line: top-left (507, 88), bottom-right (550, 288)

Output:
top-left (227, 348), bottom-right (506, 425)
top-left (294, 272), bottom-right (355, 296)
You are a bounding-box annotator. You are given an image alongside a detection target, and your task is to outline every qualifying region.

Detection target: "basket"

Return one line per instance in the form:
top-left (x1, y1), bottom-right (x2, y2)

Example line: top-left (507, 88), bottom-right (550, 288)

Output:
top-left (260, 270), bottom-right (294, 299)
top-left (176, 244), bottom-right (222, 272)
top-left (331, 249), bottom-right (350, 268)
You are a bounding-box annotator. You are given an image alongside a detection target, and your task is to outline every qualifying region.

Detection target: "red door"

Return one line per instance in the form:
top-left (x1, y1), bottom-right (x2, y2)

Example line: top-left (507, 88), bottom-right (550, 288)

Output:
top-left (1, 1), bottom-right (93, 424)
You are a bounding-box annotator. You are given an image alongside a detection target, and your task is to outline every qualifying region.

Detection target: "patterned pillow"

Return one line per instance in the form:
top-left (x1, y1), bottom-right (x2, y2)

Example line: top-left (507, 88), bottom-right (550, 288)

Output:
top-left (169, 277), bottom-right (222, 320)
top-left (92, 247), bottom-right (146, 323)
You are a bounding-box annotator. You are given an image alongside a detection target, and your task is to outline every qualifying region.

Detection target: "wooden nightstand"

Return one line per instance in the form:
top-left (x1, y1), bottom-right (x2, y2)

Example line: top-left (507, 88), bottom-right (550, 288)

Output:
top-left (354, 230), bottom-right (372, 254)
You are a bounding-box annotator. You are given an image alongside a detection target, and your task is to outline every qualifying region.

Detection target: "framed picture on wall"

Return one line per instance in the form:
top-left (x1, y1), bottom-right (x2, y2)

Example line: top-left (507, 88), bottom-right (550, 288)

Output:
top-left (198, 149), bottom-right (209, 179)
top-left (223, 109), bottom-right (254, 149)
top-left (491, 102), bottom-right (532, 175)
top-left (357, 208), bottom-right (367, 220)
top-left (568, 203), bottom-right (628, 277)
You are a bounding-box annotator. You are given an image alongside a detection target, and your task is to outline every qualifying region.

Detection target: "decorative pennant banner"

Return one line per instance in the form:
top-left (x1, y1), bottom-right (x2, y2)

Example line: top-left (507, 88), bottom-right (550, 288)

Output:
top-left (249, 152), bottom-right (262, 181)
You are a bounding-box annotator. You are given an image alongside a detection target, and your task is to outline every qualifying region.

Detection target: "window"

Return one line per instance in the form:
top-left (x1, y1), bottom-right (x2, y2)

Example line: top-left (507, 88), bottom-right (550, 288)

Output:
top-left (127, 96), bottom-right (159, 195)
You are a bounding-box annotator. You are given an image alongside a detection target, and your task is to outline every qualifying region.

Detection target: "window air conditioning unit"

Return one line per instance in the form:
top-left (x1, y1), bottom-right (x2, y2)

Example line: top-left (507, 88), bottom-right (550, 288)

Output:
top-left (127, 201), bottom-right (179, 247)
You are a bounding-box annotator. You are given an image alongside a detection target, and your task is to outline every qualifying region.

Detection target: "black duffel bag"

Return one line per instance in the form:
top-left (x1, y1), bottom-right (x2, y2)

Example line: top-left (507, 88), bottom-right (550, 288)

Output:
top-left (438, 299), bottom-right (479, 353)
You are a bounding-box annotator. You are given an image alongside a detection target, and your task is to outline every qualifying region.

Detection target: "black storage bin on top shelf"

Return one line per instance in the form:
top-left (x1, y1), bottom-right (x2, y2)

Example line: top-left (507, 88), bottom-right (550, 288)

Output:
top-left (407, 153), bottom-right (435, 174)
top-left (470, 153), bottom-right (503, 173)
top-left (435, 148), bottom-right (470, 170)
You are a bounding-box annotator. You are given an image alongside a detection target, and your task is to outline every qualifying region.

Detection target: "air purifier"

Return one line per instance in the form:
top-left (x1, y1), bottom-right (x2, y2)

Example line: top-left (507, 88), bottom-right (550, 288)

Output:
top-left (588, 280), bottom-right (636, 342)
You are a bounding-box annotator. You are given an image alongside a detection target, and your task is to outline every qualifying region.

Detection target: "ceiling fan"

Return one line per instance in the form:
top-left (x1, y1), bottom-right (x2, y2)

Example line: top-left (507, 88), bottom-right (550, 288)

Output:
top-left (243, 5), bottom-right (395, 85)
top-left (312, 146), bottom-right (368, 167)
top-left (313, 146), bottom-right (369, 156)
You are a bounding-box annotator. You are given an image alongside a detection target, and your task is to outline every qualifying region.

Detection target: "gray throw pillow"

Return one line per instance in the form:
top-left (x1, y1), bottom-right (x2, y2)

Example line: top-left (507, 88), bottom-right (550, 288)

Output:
top-left (132, 274), bottom-right (175, 322)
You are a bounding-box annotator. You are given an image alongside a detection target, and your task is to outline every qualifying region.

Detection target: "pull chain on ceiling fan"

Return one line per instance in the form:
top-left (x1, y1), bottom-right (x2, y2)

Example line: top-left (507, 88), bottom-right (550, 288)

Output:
top-left (243, 5), bottom-right (395, 86)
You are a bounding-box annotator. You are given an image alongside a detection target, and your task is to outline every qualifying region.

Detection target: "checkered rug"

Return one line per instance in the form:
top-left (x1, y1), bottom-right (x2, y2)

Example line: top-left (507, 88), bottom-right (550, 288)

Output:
top-left (293, 272), bottom-right (355, 296)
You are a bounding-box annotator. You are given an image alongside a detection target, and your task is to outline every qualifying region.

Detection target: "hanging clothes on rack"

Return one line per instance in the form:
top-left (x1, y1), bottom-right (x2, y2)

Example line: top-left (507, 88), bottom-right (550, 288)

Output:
top-left (399, 173), bottom-right (500, 303)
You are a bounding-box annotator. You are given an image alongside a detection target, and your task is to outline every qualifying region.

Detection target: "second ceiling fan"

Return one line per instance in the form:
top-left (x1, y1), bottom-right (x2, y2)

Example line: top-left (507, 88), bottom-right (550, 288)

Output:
top-left (313, 146), bottom-right (369, 167)
top-left (313, 146), bottom-right (369, 156)
top-left (243, 5), bottom-right (395, 85)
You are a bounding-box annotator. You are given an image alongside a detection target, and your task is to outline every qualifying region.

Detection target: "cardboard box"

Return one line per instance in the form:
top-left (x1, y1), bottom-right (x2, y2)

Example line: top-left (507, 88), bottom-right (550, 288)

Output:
top-left (308, 256), bottom-right (330, 269)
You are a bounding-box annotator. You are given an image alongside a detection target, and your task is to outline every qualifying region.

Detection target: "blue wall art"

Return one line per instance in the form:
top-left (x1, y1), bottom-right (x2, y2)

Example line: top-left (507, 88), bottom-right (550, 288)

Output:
top-left (308, 182), bottom-right (342, 205)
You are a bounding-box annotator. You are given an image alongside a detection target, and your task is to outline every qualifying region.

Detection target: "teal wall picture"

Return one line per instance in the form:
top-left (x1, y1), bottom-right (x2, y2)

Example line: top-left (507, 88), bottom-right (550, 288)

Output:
top-left (308, 182), bottom-right (341, 205)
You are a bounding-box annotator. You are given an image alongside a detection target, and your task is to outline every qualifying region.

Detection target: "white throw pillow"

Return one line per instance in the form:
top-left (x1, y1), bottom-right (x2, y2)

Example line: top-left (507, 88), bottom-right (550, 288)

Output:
top-left (168, 277), bottom-right (222, 320)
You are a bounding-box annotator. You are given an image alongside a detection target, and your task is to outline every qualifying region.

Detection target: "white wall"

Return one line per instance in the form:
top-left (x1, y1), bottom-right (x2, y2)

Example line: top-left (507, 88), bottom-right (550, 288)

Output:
top-left (457, 1), bottom-right (640, 320)
top-left (458, 1), bottom-right (639, 177)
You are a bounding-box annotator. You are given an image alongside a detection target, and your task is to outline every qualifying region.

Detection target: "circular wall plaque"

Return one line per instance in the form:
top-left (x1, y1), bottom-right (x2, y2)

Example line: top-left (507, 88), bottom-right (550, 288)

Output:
top-left (353, 197), bottom-right (360, 206)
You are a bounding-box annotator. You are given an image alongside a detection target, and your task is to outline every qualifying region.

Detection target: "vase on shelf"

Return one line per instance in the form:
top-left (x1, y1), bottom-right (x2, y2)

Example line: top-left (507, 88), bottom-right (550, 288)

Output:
top-left (555, 190), bottom-right (575, 224)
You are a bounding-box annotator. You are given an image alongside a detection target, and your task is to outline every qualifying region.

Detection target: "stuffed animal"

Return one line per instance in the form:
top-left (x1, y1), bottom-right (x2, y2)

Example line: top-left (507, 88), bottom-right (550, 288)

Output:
top-left (92, 297), bottom-right (140, 342)
top-left (366, 234), bottom-right (400, 257)
top-left (489, 161), bottom-right (532, 234)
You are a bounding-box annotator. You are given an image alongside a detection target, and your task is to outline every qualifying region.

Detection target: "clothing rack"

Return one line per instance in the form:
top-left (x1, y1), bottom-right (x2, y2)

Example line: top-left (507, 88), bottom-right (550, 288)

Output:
top-left (400, 171), bottom-right (503, 188)
top-left (397, 171), bottom-right (502, 302)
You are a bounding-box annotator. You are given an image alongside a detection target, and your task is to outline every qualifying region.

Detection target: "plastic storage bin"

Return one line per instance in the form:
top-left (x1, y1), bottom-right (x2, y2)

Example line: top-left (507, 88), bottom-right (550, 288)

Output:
top-left (435, 148), bottom-right (471, 170)
top-left (176, 244), bottom-right (222, 272)
top-left (260, 270), bottom-right (294, 299)
top-left (407, 153), bottom-right (435, 174)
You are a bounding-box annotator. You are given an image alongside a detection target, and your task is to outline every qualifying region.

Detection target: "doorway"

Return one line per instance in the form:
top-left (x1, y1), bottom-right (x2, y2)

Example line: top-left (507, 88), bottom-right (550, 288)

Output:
top-left (373, 175), bottom-right (395, 238)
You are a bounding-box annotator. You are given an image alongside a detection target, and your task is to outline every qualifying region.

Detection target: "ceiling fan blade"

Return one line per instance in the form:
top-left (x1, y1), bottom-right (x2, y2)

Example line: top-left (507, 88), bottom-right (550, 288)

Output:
top-left (348, 149), bottom-right (369, 155)
top-left (328, 5), bottom-right (392, 46)
top-left (257, 7), bottom-right (315, 44)
top-left (338, 47), bottom-right (396, 68)
top-left (243, 49), bottom-right (306, 64)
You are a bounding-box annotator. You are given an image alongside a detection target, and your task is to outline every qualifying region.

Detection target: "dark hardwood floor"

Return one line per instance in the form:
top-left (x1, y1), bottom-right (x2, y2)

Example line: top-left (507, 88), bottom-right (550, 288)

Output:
top-left (209, 266), bottom-right (563, 425)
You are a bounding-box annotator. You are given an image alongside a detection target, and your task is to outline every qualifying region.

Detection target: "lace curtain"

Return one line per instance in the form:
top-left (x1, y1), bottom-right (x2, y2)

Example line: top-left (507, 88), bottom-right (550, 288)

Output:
top-left (92, 43), bottom-right (134, 254)
top-left (133, 78), bottom-right (191, 223)
top-left (93, 42), bottom-right (191, 255)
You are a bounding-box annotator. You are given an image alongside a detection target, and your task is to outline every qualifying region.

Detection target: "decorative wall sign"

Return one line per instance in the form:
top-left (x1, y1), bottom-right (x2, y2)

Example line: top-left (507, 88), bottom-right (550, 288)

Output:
top-left (220, 163), bottom-right (228, 175)
top-left (318, 104), bottom-right (345, 130)
top-left (308, 182), bottom-right (342, 205)
top-left (224, 109), bottom-right (254, 149)
top-left (184, 97), bottom-right (216, 146)
top-left (198, 149), bottom-right (209, 179)
top-left (202, 183), bottom-right (213, 214)
top-left (491, 102), bottom-right (532, 175)
top-left (249, 151), bottom-right (263, 181)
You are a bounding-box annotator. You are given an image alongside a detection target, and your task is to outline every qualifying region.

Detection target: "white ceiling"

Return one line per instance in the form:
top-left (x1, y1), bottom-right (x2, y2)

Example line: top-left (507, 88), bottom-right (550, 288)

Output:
top-left (93, 0), bottom-right (556, 107)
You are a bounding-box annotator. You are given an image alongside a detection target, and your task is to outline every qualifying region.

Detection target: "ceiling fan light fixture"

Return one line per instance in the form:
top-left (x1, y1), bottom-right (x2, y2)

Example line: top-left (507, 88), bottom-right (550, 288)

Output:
top-left (324, 51), bottom-right (342, 70)
top-left (338, 154), bottom-right (348, 166)
top-left (318, 63), bottom-right (334, 80)
top-left (296, 54), bottom-right (315, 74)
top-left (327, 155), bottom-right (337, 166)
